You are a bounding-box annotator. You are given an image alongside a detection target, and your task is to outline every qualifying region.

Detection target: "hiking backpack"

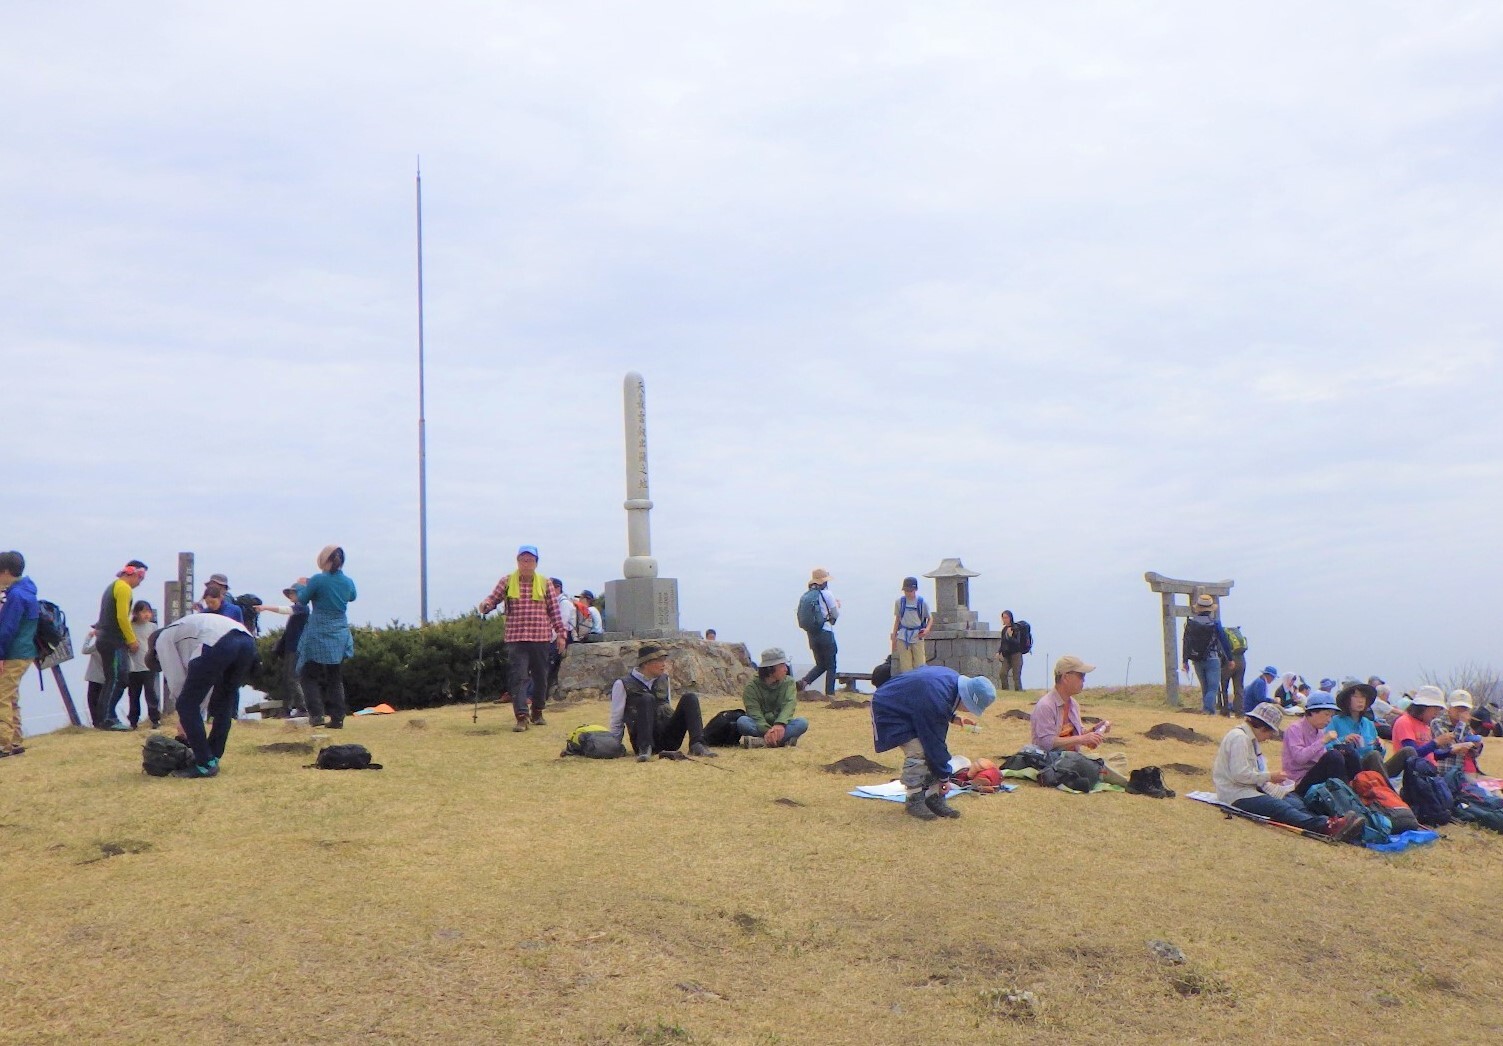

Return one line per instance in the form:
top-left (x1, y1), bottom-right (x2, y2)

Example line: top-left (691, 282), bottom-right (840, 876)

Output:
top-left (1400, 758), bottom-right (1455, 827)
top-left (1351, 770), bottom-right (1421, 834)
top-left (796, 589), bottom-right (827, 633)
top-left (142, 734), bottom-right (195, 777)
top-left (315, 743), bottom-right (383, 770)
top-left (1182, 618), bottom-right (1218, 661)
top-left (894, 597), bottom-right (929, 631)
top-left (561, 724), bottom-right (626, 759)
top-left (1224, 626), bottom-right (1248, 656)
top-left (32, 599), bottom-right (74, 687)
top-left (1047, 751), bottom-right (1102, 793)
top-left (1454, 800), bottom-right (1503, 834)
top-left (1305, 779), bottom-right (1393, 843)
top-left (702, 708), bottom-right (746, 748)
top-left (233, 594), bottom-right (263, 636)
top-left (1014, 620), bottom-right (1033, 655)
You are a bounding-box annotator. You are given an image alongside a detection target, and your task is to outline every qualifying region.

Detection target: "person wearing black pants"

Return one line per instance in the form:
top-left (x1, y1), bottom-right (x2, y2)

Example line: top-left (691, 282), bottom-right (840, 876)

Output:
top-left (608, 642), bottom-right (717, 762)
top-left (301, 662), bottom-right (348, 729)
top-left (150, 612), bottom-right (259, 778)
top-left (507, 642), bottom-right (552, 725)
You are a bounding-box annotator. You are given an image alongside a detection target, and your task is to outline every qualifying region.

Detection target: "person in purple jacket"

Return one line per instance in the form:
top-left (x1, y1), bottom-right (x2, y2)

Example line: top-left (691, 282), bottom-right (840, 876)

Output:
top-left (1279, 691), bottom-right (1361, 797)
top-left (871, 665), bottom-right (996, 821)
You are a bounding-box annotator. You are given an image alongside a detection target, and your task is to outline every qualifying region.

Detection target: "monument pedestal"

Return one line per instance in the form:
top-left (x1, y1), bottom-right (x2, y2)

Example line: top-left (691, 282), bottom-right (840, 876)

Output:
top-left (604, 577), bottom-right (681, 636)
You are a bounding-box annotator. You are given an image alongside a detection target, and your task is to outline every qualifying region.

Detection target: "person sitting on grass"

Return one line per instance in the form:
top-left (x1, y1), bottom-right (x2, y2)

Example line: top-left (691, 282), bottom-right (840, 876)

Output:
top-left (608, 642), bottom-right (717, 762)
top-left (1242, 665), bottom-right (1278, 714)
top-left (1280, 691), bottom-right (1363, 796)
top-left (1433, 691), bottom-right (1485, 778)
top-left (1212, 702), bottom-right (1367, 843)
top-left (147, 611), bottom-right (259, 779)
top-left (1025, 655), bottom-right (1138, 790)
top-left (738, 648), bottom-right (809, 749)
top-left (1329, 683), bottom-right (1386, 775)
top-left (1383, 686), bottom-right (1454, 775)
top-left (871, 664), bottom-right (996, 821)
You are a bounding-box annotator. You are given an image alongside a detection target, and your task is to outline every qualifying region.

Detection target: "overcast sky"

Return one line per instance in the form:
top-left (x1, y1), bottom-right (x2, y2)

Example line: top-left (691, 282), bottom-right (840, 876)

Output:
top-left (6, 2), bottom-right (1501, 733)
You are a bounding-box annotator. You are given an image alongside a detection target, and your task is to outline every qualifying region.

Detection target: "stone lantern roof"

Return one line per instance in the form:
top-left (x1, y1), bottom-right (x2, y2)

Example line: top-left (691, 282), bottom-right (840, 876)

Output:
top-left (923, 558), bottom-right (979, 579)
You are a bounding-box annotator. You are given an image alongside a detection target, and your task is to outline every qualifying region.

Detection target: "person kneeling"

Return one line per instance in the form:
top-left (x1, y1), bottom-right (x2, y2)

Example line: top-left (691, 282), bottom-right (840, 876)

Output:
top-left (1213, 702), bottom-right (1367, 843)
top-left (738, 648), bottom-right (810, 749)
top-left (148, 612), bottom-right (259, 778)
top-left (608, 642), bottom-right (717, 762)
top-left (871, 665), bottom-right (996, 821)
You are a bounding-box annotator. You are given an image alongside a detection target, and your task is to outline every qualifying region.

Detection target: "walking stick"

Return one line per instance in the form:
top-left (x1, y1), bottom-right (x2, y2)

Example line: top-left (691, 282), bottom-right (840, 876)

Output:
top-left (473, 613), bottom-right (486, 724)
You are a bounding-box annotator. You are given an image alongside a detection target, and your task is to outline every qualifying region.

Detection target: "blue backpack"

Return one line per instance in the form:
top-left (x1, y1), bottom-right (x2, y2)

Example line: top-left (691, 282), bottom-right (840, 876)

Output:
top-left (796, 589), bottom-right (827, 633)
top-left (1400, 757), bottom-right (1455, 827)
top-left (1305, 779), bottom-right (1392, 843)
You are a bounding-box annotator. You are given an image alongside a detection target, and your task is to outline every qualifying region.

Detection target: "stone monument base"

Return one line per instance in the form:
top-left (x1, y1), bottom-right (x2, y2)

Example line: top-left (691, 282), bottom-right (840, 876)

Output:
top-left (555, 638), bottom-right (756, 703)
top-left (924, 629), bottom-right (1002, 681)
top-left (604, 577), bottom-right (681, 635)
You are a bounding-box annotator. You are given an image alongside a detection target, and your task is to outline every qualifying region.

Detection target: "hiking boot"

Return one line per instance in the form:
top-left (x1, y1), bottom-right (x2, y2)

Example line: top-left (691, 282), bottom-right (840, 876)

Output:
top-left (326, 721), bottom-right (344, 730)
top-left (924, 792), bottom-right (961, 819)
top-left (1325, 813), bottom-right (1367, 844)
top-left (310, 716), bottom-right (327, 728)
top-left (635, 749), bottom-right (652, 763)
top-left (689, 742), bottom-right (717, 758)
top-left (905, 795), bottom-right (939, 821)
top-left (172, 762), bottom-right (219, 779)
top-left (741, 736), bottom-right (767, 749)
top-left (512, 718), bottom-right (529, 732)
top-left (107, 721), bottom-right (131, 732)
top-left (530, 713), bottom-right (547, 727)
top-left (1129, 767), bottom-right (1174, 799)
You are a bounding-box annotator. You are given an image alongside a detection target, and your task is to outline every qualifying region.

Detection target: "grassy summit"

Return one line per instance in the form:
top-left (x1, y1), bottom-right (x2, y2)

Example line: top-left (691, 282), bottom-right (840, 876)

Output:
top-left (2, 687), bottom-right (1500, 1043)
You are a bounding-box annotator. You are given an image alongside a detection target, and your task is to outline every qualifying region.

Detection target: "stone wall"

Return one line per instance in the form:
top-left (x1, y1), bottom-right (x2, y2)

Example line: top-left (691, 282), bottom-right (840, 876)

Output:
top-left (555, 638), bottom-right (756, 703)
top-left (924, 629), bottom-right (1001, 682)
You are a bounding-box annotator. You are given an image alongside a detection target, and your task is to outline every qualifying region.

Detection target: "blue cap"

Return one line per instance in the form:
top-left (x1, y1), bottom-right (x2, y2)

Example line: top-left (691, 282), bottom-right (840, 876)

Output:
top-left (957, 675), bottom-right (997, 717)
top-left (1305, 691), bottom-right (1338, 712)
top-left (1319, 678), bottom-right (1336, 691)
top-left (517, 545), bottom-right (540, 559)
top-left (1262, 665), bottom-right (1279, 678)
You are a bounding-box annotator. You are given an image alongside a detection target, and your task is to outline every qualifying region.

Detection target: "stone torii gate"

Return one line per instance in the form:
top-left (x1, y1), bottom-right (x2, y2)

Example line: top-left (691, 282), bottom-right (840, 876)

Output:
top-left (1144, 571), bottom-right (1234, 708)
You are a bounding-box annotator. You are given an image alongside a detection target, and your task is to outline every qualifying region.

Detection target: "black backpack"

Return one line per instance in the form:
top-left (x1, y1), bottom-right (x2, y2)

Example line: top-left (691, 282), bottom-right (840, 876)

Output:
top-left (315, 743), bottom-right (383, 770)
top-left (1015, 621), bottom-right (1033, 655)
top-left (1182, 619), bottom-right (1218, 661)
top-left (234, 594), bottom-right (263, 636)
top-left (32, 599), bottom-right (73, 687)
top-left (703, 708), bottom-right (745, 747)
top-left (1400, 757), bottom-right (1454, 827)
top-left (561, 725), bottom-right (627, 759)
top-left (142, 734), bottom-right (195, 777)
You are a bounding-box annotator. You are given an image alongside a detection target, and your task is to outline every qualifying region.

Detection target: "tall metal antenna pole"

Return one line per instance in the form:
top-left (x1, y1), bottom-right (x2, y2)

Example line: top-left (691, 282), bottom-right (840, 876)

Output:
top-left (416, 158), bottom-right (430, 625)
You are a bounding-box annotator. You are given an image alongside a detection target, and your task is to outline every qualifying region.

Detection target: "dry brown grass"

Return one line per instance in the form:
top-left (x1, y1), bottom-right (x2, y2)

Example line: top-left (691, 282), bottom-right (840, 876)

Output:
top-left (3, 686), bottom-right (1503, 1044)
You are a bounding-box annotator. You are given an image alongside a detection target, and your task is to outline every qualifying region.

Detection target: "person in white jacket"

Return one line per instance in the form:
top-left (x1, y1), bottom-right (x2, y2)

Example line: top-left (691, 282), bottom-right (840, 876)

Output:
top-left (146, 612), bottom-right (258, 778)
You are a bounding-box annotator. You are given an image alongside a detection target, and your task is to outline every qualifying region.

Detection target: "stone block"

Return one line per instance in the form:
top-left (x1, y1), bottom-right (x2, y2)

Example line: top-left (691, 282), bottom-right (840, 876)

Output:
top-left (556, 638), bottom-right (755, 701)
top-left (603, 577), bottom-right (681, 634)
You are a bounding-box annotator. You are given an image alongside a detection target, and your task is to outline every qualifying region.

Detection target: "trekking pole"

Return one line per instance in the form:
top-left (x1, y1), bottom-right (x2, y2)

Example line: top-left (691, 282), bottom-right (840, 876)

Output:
top-left (1124, 657), bottom-right (1132, 693)
top-left (473, 613), bottom-right (486, 724)
top-left (684, 755), bottom-right (736, 773)
top-left (1212, 802), bottom-right (1337, 844)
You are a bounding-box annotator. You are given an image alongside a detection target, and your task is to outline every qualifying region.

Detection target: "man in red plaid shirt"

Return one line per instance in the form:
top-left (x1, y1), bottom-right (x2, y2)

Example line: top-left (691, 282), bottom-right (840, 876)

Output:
top-left (479, 545), bottom-right (567, 731)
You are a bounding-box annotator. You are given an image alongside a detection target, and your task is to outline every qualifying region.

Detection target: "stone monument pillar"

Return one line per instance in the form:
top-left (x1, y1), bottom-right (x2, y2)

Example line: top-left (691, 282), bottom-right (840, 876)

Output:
top-left (921, 557), bottom-right (1000, 682)
top-left (603, 372), bottom-right (683, 637)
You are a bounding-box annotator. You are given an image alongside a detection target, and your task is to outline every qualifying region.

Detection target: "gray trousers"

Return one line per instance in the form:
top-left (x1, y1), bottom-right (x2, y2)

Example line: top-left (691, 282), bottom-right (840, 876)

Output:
top-left (1000, 654), bottom-right (1024, 690)
top-left (900, 739), bottom-right (945, 799)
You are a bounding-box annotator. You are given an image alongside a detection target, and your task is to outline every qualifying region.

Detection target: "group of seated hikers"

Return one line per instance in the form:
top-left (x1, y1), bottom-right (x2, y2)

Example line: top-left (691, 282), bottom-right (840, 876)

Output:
top-left (1214, 681), bottom-right (1493, 842)
top-left (1263, 671), bottom-right (1501, 740)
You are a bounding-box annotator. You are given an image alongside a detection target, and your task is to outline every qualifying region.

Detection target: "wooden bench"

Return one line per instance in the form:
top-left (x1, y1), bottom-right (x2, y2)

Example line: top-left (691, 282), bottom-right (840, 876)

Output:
top-left (835, 672), bottom-right (873, 693)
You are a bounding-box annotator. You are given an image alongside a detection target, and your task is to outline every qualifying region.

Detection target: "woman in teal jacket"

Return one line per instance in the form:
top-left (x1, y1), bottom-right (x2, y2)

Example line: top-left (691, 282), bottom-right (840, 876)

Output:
top-left (1328, 682), bottom-right (1385, 774)
top-left (295, 545), bottom-right (356, 729)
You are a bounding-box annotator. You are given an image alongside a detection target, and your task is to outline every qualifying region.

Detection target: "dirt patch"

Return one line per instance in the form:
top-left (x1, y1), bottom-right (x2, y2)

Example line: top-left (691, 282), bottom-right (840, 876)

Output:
top-left (1099, 737), bottom-right (1126, 745)
top-left (822, 755), bottom-right (892, 775)
top-left (1000, 709), bottom-right (1031, 721)
top-left (826, 698), bottom-right (871, 710)
top-left (1144, 723), bottom-right (1214, 745)
top-left (256, 741), bottom-right (315, 755)
top-left (78, 839), bottom-right (153, 865)
top-left (1161, 762), bottom-right (1206, 776)
top-left (406, 718), bottom-right (428, 730)
top-left (774, 797), bottom-right (806, 808)
top-left (1081, 715), bottom-right (1102, 724)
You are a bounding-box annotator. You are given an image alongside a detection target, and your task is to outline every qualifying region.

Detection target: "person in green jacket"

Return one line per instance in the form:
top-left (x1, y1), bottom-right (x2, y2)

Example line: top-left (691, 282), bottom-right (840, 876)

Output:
top-left (738, 647), bottom-right (810, 749)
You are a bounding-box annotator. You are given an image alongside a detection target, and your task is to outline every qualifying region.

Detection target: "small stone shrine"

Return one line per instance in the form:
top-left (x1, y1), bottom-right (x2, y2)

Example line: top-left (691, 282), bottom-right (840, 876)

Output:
top-left (921, 558), bottom-right (1001, 681)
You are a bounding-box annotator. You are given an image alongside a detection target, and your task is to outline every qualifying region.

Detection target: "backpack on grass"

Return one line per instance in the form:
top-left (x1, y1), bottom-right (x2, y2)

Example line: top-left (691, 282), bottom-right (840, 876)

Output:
top-left (142, 734), bottom-right (195, 777)
top-left (315, 743), bottom-right (383, 770)
top-left (796, 589), bottom-right (827, 633)
top-left (1400, 757), bottom-right (1454, 827)
top-left (1351, 770), bottom-right (1420, 834)
top-left (1454, 800), bottom-right (1503, 833)
top-left (1305, 779), bottom-right (1392, 843)
top-left (702, 709), bottom-right (745, 748)
top-left (1045, 751), bottom-right (1102, 793)
top-left (561, 725), bottom-right (626, 759)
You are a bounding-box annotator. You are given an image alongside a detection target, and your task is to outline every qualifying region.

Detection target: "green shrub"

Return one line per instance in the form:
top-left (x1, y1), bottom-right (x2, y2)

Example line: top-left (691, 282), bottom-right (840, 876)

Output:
top-left (250, 614), bottom-right (511, 711)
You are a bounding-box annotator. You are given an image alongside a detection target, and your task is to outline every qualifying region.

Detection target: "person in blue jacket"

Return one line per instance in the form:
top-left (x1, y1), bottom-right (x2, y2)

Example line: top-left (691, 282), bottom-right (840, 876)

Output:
top-left (871, 665), bottom-right (997, 821)
top-left (0, 551), bottom-right (40, 758)
top-left (295, 544), bottom-right (357, 729)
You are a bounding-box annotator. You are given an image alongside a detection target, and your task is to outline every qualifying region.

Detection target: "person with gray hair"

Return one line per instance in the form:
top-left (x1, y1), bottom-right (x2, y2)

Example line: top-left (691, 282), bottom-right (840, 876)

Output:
top-left (737, 648), bottom-right (810, 749)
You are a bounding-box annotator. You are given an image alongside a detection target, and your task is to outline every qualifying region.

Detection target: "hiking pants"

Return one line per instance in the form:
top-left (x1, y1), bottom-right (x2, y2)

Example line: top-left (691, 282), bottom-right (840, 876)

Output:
top-left (1000, 653), bottom-right (1024, 690)
top-left (893, 641), bottom-right (927, 675)
top-left (736, 715), bottom-right (809, 746)
top-left (802, 631), bottom-right (838, 696)
top-left (300, 661), bottom-right (348, 727)
top-left (0, 659), bottom-right (26, 749)
top-left (176, 630), bottom-right (257, 767)
top-left (1293, 748), bottom-right (1361, 798)
top-left (625, 691), bottom-right (707, 756)
top-left (126, 671), bottom-right (161, 727)
top-left (94, 637), bottom-right (130, 726)
top-left (1192, 656), bottom-right (1222, 715)
top-left (506, 641), bottom-right (551, 719)
top-left (1219, 657), bottom-right (1245, 714)
top-left (281, 653), bottom-right (305, 714)
top-left (899, 738), bottom-right (944, 799)
top-left (1233, 794), bottom-right (1327, 833)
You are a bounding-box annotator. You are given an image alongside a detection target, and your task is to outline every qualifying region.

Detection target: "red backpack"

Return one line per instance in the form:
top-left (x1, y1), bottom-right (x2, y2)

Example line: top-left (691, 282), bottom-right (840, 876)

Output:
top-left (1353, 770), bottom-right (1420, 833)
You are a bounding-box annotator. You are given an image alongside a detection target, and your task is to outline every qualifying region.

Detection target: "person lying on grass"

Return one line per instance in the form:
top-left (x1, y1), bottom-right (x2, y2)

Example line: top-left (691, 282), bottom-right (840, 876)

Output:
top-left (737, 648), bottom-right (809, 749)
top-left (608, 642), bottom-right (717, 762)
top-left (1328, 683), bottom-right (1386, 775)
top-left (1280, 691), bottom-right (1365, 797)
top-left (871, 665), bottom-right (996, 821)
top-left (1027, 655), bottom-right (1135, 789)
top-left (1212, 702), bottom-right (1367, 843)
